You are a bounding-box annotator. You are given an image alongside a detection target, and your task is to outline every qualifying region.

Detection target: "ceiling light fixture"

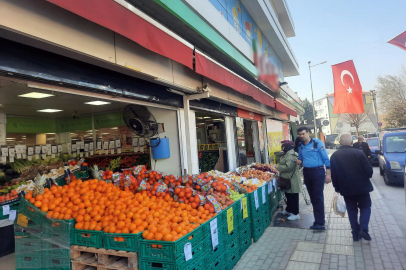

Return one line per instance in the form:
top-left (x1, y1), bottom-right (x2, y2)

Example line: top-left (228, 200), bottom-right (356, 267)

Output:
top-left (46, 133), bottom-right (55, 135)
top-left (6, 138), bottom-right (15, 140)
top-left (203, 117), bottom-right (211, 119)
top-left (110, 127), bottom-right (118, 130)
top-left (85, 101), bottom-right (111, 106)
top-left (19, 92), bottom-right (54, 99)
top-left (37, 109), bottom-right (63, 113)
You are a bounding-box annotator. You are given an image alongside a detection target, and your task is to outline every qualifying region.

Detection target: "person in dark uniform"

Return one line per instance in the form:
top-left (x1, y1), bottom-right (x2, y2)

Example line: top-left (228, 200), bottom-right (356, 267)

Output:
top-left (331, 134), bottom-right (373, 241)
top-left (294, 136), bottom-right (302, 153)
top-left (353, 135), bottom-right (371, 159)
top-left (296, 127), bottom-right (331, 230)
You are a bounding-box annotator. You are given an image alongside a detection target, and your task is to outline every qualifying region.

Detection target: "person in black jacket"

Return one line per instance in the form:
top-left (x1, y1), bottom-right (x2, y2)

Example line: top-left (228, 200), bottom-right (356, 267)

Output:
top-left (294, 136), bottom-right (302, 153)
top-left (353, 135), bottom-right (371, 158)
top-left (330, 134), bottom-right (374, 241)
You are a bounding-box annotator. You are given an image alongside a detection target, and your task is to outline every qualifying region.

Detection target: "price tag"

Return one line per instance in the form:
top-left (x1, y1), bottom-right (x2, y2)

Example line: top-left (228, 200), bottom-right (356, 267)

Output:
top-left (240, 199), bottom-right (243, 210)
top-left (115, 139), bottom-right (121, 148)
top-left (268, 181), bottom-right (272, 194)
top-left (1, 147), bottom-right (8, 157)
top-left (254, 190), bottom-right (259, 209)
top-left (52, 154), bottom-right (55, 158)
top-left (262, 186), bottom-right (266, 204)
top-left (28, 156), bottom-right (32, 161)
top-left (57, 145), bottom-right (62, 153)
top-left (15, 145), bottom-right (21, 154)
top-left (103, 141), bottom-right (109, 150)
top-left (42, 154), bottom-right (46, 160)
top-left (1, 156), bottom-right (6, 164)
top-left (17, 214), bottom-right (28, 227)
top-left (2, 205), bottom-right (10, 215)
top-left (89, 142), bottom-right (94, 151)
top-left (226, 207), bottom-right (233, 234)
top-left (132, 137), bottom-right (138, 147)
top-left (242, 197), bottom-right (248, 219)
top-left (209, 218), bottom-right (219, 249)
top-left (27, 147), bottom-right (34, 156)
top-left (35, 145), bottom-right (41, 154)
top-left (16, 153), bottom-right (22, 159)
top-left (110, 141), bottom-right (115, 149)
top-left (67, 143), bottom-right (72, 153)
top-left (46, 144), bottom-right (51, 155)
top-left (41, 145), bottom-right (47, 154)
top-left (72, 144), bottom-right (77, 153)
top-left (80, 142), bottom-right (85, 150)
top-left (22, 153), bottom-right (26, 159)
top-left (9, 210), bottom-right (16, 221)
top-left (117, 148), bottom-right (121, 154)
top-left (97, 141), bottom-right (102, 150)
top-left (51, 146), bottom-right (57, 154)
top-left (273, 178), bottom-right (277, 198)
top-left (22, 145), bottom-right (27, 153)
top-left (184, 243), bottom-right (192, 262)
top-left (9, 155), bottom-right (14, 163)
top-left (80, 152), bottom-right (84, 158)
top-left (139, 138), bottom-right (145, 147)
top-left (84, 144), bottom-right (89, 152)
top-left (111, 149), bottom-right (114, 155)
top-left (85, 152), bottom-right (89, 157)
top-left (35, 154), bottom-right (39, 160)
top-left (9, 148), bottom-right (15, 157)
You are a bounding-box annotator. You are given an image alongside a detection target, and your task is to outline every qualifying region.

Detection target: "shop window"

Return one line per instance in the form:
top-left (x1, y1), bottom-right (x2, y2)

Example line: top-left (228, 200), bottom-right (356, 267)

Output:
top-left (236, 117), bottom-right (257, 166)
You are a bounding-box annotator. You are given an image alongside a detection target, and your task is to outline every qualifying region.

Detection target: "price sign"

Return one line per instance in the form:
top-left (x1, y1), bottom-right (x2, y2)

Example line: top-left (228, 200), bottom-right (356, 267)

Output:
top-left (17, 214), bottom-right (28, 227)
top-left (51, 146), bottom-right (57, 154)
top-left (184, 243), bottom-right (192, 261)
top-left (46, 144), bottom-right (51, 154)
top-left (80, 142), bottom-right (85, 150)
top-left (242, 197), bottom-right (248, 219)
top-left (226, 207), bottom-right (233, 234)
top-left (139, 138), bottom-right (145, 147)
top-left (111, 149), bottom-right (114, 155)
top-left (209, 218), bottom-right (219, 249)
top-left (9, 155), bottom-right (14, 163)
top-left (35, 145), bottom-right (41, 154)
top-left (9, 210), bottom-right (16, 220)
top-left (15, 145), bottom-right (21, 154)
top-left (9, 148), bottom-right (15, 157)
top-left (41, 145), bottom-right (47, 154)
top-left (42, 154), bottom-right (46, 160)
top-left (89, 142), bottom-right (94, 151)
top-left (110, 141), bottom-right (115, 149)
top-left (1, 156), bottom-right (6, 164)
top-left (84, 144), bottom-right (89, 152)
top-left (254, 190), bottom-right (259, 209)
top-left (28, 156), bottom-right (32, 161)
top-left (262, 186), bottom-right (266, 204)
top-left (97, 141), bottom-right (102, 150)
top-left (132, 137), bottom-right (138, 147)
top-left (90, 151), bottom-right (93, 156)
top-left (57, 145), bottom-right (62, 153)
top-left (117, 148), bottom-right (121, 154)
top-left (103, 141), bottom-right (109, 150)
top-left (268, 181), bottom-right (272, 194)
top-left (71, 144), bottom-right (77, 153)
top-left (22, 145), bottom-right (26, 153)
top-left (1, 147), bottom-right (8, 157)
top-left (2, 205), bottom-right (10, 215)
top-left (80, 152), bottom-right (84, 158)
top-left (28, 147), bottom-right (33, 156)
top-left (115, 139), bottom-right (121, 148)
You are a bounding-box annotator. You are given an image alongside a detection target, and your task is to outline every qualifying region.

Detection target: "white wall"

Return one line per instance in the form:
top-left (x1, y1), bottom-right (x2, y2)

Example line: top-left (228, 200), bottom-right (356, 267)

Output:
top-left (148, 107), bottom-right (182, 175)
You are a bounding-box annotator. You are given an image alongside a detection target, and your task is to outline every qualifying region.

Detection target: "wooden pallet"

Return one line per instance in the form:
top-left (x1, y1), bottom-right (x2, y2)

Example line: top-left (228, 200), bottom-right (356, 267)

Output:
top-left (70, 245), bottom-right (138, 270)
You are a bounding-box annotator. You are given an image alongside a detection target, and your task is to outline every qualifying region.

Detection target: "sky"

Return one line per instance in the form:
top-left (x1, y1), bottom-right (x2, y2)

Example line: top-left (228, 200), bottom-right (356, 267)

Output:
top-left (285, 0), bottom-right (406, 103)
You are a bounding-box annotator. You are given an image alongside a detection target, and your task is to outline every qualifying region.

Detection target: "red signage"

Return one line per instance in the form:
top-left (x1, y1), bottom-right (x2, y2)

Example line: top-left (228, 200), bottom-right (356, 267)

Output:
top-left (237, 109), bottom-right (262, 121)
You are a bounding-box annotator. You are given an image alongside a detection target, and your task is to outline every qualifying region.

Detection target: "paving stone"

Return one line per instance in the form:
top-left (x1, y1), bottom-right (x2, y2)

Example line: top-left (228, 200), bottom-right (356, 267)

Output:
top-left (289, 250), bottom-right (322, 264)
top-left (295, 242), bottom-right (324, 253)
top-left (285, 261), bottom-right (320, 270)
top-left (324, 244), bottom-right (355, 256)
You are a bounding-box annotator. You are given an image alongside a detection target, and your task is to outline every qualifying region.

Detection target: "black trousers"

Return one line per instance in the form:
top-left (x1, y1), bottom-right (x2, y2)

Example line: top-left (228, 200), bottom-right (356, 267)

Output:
top-left (285, 192), bottom-right (299, 215)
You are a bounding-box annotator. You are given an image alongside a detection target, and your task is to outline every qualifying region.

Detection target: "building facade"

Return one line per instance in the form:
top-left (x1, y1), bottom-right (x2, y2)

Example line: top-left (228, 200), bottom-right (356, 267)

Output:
top-left (0, 0), bottom-right (303, 174)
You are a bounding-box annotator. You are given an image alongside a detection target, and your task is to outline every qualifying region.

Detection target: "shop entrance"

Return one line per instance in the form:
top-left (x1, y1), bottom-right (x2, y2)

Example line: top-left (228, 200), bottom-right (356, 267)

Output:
top-left (236, 117), bottom-right (260, 166)
top-left (195, 112), bottom-right (227, 172)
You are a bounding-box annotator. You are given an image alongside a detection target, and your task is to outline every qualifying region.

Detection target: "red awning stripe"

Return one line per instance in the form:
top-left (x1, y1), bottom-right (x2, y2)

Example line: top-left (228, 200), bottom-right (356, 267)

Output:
top-left (275, 100), bottom-right (297, 117)
top-left (195, 52), bottom-right (275, 108)
top-left (46, 0), bottom-right (193, 69)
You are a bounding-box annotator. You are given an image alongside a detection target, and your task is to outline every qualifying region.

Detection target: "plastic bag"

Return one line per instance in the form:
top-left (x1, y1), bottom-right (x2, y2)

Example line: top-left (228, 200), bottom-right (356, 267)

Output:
top-left (332, 192), bottom-right (346, 217)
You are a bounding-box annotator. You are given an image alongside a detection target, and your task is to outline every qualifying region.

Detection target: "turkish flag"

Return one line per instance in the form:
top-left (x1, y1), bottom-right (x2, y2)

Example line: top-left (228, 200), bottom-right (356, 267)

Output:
top-left (332, 60), bottom-right (364, 114)
top-left (388, 31), bottom-right (406, 51)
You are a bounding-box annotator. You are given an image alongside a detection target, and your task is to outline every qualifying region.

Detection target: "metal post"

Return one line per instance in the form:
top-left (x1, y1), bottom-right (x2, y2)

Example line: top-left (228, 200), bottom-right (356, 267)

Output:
top-left (308, 61), bottom-right (318, 139)
top-left (370, 90), bottom-right (379, 132)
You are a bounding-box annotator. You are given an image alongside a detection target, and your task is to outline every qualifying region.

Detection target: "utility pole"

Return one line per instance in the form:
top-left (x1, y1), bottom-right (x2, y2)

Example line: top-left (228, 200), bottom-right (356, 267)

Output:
top-left (370, 90), bottom-right (379, 132)
top-left (308, 60), bottom-right (327, 139)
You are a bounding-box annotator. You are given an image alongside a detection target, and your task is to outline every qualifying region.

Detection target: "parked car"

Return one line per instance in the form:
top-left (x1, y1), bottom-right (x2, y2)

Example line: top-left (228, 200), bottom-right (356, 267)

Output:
top-left (325, 134), bottom-right (338, 149)
top-left (352, 135), bottom-right (358, 144)
top-left (366, 137), bottom-right (380, 166)
top-left (378, 132), bottom-right (406, 186)
top-left (364, 132), bottom-right (378, 139)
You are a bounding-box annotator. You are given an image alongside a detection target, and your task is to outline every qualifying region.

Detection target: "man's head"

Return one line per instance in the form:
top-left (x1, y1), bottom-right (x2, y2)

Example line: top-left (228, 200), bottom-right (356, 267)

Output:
top-left (340, 134), bottom-right (353, 146)
top-left (297, 127), bottom-right (311, 142)
top-left (358, 135), bottom-right (364, 143)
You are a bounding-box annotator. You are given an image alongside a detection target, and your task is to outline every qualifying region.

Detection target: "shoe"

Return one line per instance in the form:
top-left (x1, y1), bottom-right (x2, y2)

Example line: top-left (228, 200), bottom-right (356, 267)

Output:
top-left (359, 229), bottom-right (372, 241)
top-left (282, 210), bottom-right (292, 216)
top-left (310, 224), bottom-right (326, 230)
top-left (352, 234), bottom-right (359, 241)
top-left (287, 214), bottom-right (300, 221)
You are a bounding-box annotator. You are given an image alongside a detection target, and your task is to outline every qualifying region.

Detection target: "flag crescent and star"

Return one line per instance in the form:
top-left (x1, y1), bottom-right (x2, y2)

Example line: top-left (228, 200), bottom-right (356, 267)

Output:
top-left (332, 60), bottom-right (364, 114)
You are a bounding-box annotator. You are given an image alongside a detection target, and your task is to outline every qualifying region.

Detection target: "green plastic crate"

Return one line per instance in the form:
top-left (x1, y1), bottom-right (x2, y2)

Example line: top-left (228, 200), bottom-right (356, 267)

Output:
top-left (42, 240), bottom-right (70, 258)
top-left (103, 232), bottom-right (142, 252)
top-left (18, 198), bottom-right (46, 226)
top-left (43, 218), bottom-right (75, 244)
top-left (239, 230), bottom-right (252, 256)
top-left (225, 233), bottom-right (239, 254)
top-left (205, 239), bottom-right (225, 264)
top-left (15, 236), bottom-right (41, 254)
top-left (73, 229), bottom-right (104, 248)
top-left (140, 223), bottom-right (206, 261)
top-left (15, 252), bottom-right (42, 269)
top-left (43, 256), bottom-right (71, 270)
top-left (238, 214), bottom-right (251, 230)
top-left (225, 249), bottom-right (241, 270)
top-left (205, 250), bottom-right (226, 270)
top-left (239, 224), bottom-right (251, 243)
top-left (0, 201), bottom-right (19, 220)
top-left (175, 239), bottom-right (210, 270)
top-left (235, 195), bottom-right (250, 222)
top-left (252, 222), bottom-right (266, 243)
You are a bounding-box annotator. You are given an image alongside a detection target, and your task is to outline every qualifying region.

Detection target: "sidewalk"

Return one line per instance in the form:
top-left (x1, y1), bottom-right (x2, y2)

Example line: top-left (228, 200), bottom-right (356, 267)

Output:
top-left (234, 182), bottom-right (406, 270)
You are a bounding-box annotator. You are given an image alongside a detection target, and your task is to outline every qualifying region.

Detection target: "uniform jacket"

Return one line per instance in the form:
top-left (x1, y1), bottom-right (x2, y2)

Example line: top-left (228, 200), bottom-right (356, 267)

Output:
top-left (298, 138), bottom-right (331, 169)
top-left (330, 145), bottom-right (373, 196)
top-left (353, 142), bottom-right (371, 157)
top-left (277, 149), bottom-right (303, 194)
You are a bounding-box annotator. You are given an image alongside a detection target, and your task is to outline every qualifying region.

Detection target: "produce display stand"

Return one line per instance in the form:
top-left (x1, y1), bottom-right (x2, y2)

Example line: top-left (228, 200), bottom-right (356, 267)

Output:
top-left (12, 165), bottom-right (283, 270)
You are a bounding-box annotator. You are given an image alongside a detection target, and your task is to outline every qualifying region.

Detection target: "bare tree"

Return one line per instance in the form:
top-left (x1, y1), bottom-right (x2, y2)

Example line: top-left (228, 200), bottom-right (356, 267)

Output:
top-left (340, 113), bottom-right (369, 135)
top-left (376, 66), bottom-right (406, 128)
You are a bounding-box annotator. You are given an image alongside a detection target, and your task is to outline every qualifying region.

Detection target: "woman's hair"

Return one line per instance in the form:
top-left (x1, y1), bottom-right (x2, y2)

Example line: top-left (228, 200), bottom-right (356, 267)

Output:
top-left (281, 140), bottom-right (295, 153)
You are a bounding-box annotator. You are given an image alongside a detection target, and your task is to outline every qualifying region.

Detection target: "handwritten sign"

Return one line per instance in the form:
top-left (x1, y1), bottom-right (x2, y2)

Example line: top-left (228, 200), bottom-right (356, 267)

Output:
top-left (227, 207), bottom-right (234, 233)
top-left (242, 197), bottom-right (248, 219)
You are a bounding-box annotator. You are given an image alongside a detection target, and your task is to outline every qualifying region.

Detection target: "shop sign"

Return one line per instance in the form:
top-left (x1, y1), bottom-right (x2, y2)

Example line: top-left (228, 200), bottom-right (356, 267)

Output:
top-left (6, 117), bottom-right (56, 133)
top-left (237, 109), bottom-right (262, 121)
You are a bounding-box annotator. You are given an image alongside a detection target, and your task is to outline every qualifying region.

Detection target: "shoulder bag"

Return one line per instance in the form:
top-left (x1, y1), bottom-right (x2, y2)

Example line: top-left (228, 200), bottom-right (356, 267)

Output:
top-left (277, 163), bottom-right (297, 190)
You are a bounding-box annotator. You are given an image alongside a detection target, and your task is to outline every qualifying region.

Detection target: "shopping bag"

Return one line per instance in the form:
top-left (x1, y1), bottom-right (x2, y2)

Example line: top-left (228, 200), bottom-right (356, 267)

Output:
top-left (332, 192), bottom-right (346, 217)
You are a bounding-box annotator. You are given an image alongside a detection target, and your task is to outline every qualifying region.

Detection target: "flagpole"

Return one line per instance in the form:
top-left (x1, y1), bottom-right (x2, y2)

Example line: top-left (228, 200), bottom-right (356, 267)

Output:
top-left (308, 61), bottom-right (318, 139)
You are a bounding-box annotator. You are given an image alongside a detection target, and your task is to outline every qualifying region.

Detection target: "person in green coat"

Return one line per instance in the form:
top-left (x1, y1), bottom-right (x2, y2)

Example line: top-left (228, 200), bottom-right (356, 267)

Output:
top-left (275, 140), bottom-right (303, 220)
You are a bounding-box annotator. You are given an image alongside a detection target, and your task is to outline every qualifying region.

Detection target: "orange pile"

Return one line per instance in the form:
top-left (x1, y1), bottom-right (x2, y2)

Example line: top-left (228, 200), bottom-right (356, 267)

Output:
top-left (25, 179), bottom-right (216, 242)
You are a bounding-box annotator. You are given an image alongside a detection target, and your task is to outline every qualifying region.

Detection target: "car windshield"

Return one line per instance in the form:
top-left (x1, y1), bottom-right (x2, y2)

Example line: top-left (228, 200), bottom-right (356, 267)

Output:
top-left (367, 139), bottom-right (379, 146)
top-left (326, 135), bottom-right (337, 142)
top-left (385, 135), bottom-right (406, 153)
top-left (367, 133), bottom-right (377, 138)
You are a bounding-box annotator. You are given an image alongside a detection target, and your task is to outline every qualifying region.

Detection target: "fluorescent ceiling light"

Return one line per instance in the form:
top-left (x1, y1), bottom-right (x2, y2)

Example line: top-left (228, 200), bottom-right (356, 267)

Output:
top-left (46, 133), bottom-right (55, 135)
top-left (110, 127), bottom-right (118, 130)
top-left (6, 138), bottom-right (15, 140)
top-left (19, 92), bottom-right (54, 99)
top-left (101, 133), bottom-right (110, 135)
top-left (213, 119), bottom-right (224, 121)
top-left (37, 109), bottom-right (62, 113)
top-left (196, 117), bottom-right (203, 119)
top-left (203, 117), bottom-right (211, 119)
top-left (85, 101), bottom-right (111, 106)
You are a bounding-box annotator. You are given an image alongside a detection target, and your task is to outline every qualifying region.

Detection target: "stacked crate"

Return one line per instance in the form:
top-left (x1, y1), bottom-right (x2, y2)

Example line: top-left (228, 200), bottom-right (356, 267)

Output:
top-left (249, 184), bottom-right (270, 242)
